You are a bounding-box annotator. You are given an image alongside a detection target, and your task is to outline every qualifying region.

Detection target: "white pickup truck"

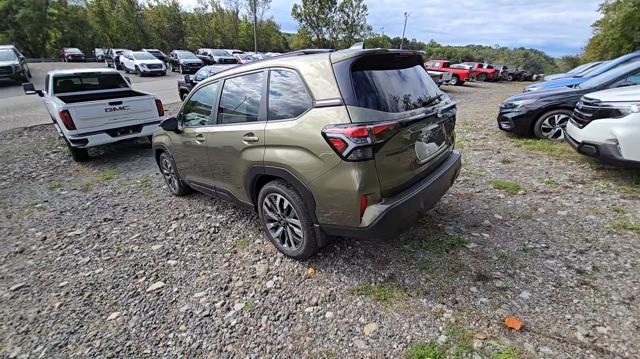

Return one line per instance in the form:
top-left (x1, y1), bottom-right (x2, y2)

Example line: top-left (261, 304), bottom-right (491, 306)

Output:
top-left (23, 68), bottom-right (165, 161)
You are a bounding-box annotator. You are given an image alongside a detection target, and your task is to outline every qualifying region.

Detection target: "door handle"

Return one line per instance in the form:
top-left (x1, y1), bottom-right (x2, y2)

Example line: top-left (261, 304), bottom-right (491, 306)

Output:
top-left (195, 134), bottom-right (206, 143)
top-left (242, 133), bottom-right (260, 143)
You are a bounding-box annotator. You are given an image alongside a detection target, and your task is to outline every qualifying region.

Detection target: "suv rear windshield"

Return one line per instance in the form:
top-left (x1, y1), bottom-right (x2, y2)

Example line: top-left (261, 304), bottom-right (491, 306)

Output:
top-left (349, 54), bottom-right (440, 113)
top-left (53, 73), bottom-right (128, 93)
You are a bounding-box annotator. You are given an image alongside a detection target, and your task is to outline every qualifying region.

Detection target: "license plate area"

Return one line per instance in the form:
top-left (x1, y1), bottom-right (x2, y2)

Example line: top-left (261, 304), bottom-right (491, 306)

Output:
top-left (414, 119), bottom-right (452, 164)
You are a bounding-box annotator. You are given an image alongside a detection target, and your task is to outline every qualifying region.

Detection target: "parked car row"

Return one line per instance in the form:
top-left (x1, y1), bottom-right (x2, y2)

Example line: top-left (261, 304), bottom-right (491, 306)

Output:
top-left (424, 59), bottom-right (535, 86)
top-left (498, 50), bottom-right (640, 166)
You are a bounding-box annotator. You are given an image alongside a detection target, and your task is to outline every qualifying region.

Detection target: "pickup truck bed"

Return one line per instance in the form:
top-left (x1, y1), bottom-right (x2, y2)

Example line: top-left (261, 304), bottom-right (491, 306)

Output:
top-left (58, 90), bottom-right (147, 104)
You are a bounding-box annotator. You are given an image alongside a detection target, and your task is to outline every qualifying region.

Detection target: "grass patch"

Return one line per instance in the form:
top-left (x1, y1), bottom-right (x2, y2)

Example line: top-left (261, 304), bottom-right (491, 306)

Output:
top-left (417, 234), bottom-right (469, 255)
top-left (48, 182), bottom-right (64, 191)
top-left (243, 301), bottom-right (255, 312)
top-left (489, 340), bottom-right (522, 359)
top-left (612, 207), bottom-right (627, 215)
top-left (223, 239), bottom-right (251, 253)
top-left (96, 170), bottom-right (118, 181)
top-left (467, 169), bottom-right (487, 177)
top-left (490, 179), bottom-right (523, 194)
top-left (607, 218), bottom-right (640, 234)
top-left (404, 341), bottom-right (446, 359)
top-left (499, 157), bottom-right (514, 164)
top-left (444, 324), bottom-right (475, 357)
top-left (143, 188), bottom-right (154, 197)
top-left (133, 178), bottom-right (151, 188)
top-left (510, 138), bottom-right (578, 159)
top-left (352, 282), bottom-right (405, 307)
top-left (543, 178), bottom-right (559, 187)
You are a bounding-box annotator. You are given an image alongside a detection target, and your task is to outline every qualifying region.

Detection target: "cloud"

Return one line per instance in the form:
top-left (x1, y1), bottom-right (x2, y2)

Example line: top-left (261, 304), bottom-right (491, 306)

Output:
top-left (179, 0), bottom-right (602, 57)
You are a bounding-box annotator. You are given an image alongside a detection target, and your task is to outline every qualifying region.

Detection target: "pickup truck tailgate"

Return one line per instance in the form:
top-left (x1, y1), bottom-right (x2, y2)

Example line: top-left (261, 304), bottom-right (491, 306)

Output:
top-left (66, 95), bottom-right (159, 132)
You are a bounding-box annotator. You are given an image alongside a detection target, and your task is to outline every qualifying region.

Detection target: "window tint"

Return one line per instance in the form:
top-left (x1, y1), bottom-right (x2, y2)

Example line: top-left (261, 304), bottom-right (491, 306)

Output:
top-left (52, 74), bottom-right (128, 93)
top-left (611, 70), bottom-right (640, 88)
top-left (350, 55), bottom-right (440, 114)
top-left (181, 82), bottom-right (219, 127)
top-left (218, 72), bottom-right (264, 124)
top-left (268, 70), bottom-right (312, 120)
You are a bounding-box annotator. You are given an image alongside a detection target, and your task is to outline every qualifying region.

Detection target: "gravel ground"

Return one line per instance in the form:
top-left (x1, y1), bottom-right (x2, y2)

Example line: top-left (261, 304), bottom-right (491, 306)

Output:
top-left (1, 82), bottom-right (639, 358)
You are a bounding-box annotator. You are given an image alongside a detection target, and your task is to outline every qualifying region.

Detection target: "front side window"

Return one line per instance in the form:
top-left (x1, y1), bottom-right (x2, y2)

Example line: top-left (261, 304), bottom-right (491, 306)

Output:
top-left (268, 69), bottom-right (312, 120)
top-left (181, 82), bottom-right (219, 127)
top-left (217, 72), bottom-right (264, 124)
top-left (610, 70), bottom-right (640, 88)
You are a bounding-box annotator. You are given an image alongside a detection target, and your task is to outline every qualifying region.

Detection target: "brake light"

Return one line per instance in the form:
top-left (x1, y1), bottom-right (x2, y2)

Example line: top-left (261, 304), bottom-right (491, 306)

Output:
top-left (155, 99), bottom-right (165, 117)
top-left (59, 110), bottom-right (76, 130)
top-left (322, 122), bottom-right (399, 161)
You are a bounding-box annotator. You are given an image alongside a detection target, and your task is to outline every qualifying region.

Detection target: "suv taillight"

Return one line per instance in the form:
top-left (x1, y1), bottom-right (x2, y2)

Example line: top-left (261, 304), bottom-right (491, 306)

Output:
top-left (322, 122), bottom-right (399, 161)
top-left (155, 99), bottom-right (165, 117)
top-left (59, 110), bottom-right (76, 130)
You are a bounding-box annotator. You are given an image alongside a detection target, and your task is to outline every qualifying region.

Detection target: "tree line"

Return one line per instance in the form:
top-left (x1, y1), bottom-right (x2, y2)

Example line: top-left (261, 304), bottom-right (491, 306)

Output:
top-left (3, 0), bottom-right (635, 75)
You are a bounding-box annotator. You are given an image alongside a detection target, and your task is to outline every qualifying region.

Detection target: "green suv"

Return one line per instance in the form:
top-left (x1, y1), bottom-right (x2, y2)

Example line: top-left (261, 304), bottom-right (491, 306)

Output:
top-left (153, 49), bottom-right (461, 259)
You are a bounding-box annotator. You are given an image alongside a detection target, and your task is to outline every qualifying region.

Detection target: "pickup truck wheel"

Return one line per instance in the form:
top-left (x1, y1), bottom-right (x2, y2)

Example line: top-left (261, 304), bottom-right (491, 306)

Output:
top-left (20, 71), bottom-right (29, 83)
top-left (449, 76), bottom-right (459, 86)
top-left (258, 180), bottom-right (319, 260)
top-left (65, 140), bottom-right (90, 162)
top-left (477, 73), bottom-right (487, 82)
top-left (507, 74), bottom-right (514, 81)
top-left (158, 151), bottom-right (191, 196)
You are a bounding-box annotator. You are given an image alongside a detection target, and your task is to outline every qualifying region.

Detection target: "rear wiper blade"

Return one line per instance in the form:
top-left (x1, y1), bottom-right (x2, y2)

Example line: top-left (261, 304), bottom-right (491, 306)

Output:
top-left (422, 94), bottom-right (444, 108)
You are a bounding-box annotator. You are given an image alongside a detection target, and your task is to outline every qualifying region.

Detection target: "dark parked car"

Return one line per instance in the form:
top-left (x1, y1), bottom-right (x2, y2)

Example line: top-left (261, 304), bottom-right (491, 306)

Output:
top-left (142, 48), bottom-right (169, 62)
top-left (0, 45), bottom-right (31, 84)
top-left (196, 48), bottom-right (238, 65)
top-left (62, 47), bottom-right (85, 62)
top-left (94, 48), bottom-right (105, 61)
top-left (168, 50), bottom-right (204, 74)
top-left (497, 61), bottom-right (640, 140)
top-left (105, 48), bottom-right (127, 70)
top-left (177, 64), bottom-right (237, 100)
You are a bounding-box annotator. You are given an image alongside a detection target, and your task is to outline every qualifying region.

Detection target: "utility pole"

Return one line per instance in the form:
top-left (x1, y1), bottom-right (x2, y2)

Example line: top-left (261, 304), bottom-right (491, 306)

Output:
top-left (400, 12), bottom-right (409, 49)
top-left (252, 0), bottom-right (258, 52)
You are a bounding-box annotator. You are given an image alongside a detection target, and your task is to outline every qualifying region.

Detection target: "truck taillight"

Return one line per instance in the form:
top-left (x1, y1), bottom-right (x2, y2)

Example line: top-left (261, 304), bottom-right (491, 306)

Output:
top-left (59, 110), bottom-right (76, 130)
top-left (155, 99), bottom-right (165, 117)
top-left (322, 122), bottom-right (399, 161)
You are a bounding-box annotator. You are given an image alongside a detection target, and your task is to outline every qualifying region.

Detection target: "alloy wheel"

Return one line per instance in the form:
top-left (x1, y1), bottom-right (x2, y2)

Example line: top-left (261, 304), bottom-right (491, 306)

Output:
top-left (262, 193), bottom-right (303, 250)
top-left (540, 113), bottom-right (569, 140)
top-left (159, 154), bottom-right (179, 193)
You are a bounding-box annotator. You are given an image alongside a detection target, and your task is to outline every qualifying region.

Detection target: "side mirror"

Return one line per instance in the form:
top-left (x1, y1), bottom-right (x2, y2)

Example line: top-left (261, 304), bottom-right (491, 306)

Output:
top-left (125, 77), bottom-right (132, 84)
top-left (184, 74), bottom-right (191, 84)
top-left (23, 83), bottom-right (43, 97)
top-left (160, 116), bottom-right (181, 133)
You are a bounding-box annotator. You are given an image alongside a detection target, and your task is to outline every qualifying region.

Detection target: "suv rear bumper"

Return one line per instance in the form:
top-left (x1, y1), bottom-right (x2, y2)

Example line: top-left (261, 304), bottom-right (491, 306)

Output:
top-left (320, 150), bottom-right (461, 239)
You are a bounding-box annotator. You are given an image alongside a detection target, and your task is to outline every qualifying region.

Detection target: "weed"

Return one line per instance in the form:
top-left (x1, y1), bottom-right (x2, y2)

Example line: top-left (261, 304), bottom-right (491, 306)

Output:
top-left (48, 182), bottom-right (63, 191)
top-left (510, 138), bottom-right (578, 159)
top-left (499, 158), bottom-right (514, 164)
top-left (489, 340), bottom-right (522, 359)
top-left (133, 178), bottom-right (151, 188)
top-left (543, 178), bottom-right (559, 187)
top-left (96, 170), bottom-right (118, 181)
top-left (606, 219), bottom-right (640, 235)
top-left (612, 207), bottom-right (627, 214)
top-left (490, 179), bottom-right (522, 194)
top-left (143, 188), bottom-right (154, 197)
top-left (468, 169), bottom-right (487, 177)
top-left (444, 324), bottom-right (475, 357)
top-left (404, 341), bottom-right (446, 359)
top-left (243, 301), bottom-right (255, 312)
top-left (223, 239), bottom-right (251, 253)
top-left (352, 282), bottom-right (405, 307)
top-left (79, 182), bottom-right (93, 192)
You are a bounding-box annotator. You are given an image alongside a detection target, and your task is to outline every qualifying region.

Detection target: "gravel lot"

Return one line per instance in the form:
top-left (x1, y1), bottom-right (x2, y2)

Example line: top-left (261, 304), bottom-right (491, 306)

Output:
top-left (2, 81), bottom-right (640, 358)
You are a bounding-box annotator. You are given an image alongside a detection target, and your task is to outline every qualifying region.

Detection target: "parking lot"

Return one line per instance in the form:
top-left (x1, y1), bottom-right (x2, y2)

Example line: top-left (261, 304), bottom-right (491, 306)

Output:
top-left (1, 79), bottom-right (639, 358)
top-left (0, 62), bottom-right (185, 131)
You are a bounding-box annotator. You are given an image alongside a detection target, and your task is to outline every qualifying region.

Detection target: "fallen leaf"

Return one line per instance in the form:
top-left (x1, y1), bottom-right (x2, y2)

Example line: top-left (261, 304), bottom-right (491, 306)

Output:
top-left (436, 223), bottom-right (445, 232)
top-left (504, 316), bottom-right (523, 331)
top-left (473, 332), bottom-right (488, 340)
top-left (364, 322), bottom-right (379, 336)
top-left (305, 267), bottom-right (316, 277)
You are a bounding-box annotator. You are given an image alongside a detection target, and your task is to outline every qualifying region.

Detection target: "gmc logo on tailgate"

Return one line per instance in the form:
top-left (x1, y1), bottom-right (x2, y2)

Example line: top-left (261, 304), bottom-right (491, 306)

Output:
top-left (105, 106), bottom-right (131, 112)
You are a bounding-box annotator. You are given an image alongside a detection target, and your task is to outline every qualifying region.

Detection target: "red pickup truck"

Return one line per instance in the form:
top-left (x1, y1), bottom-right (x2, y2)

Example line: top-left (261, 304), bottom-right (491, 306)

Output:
top-left (424, 60), bottom-right (474, 86)
top-left (461, 62), bottom-right (496, 81)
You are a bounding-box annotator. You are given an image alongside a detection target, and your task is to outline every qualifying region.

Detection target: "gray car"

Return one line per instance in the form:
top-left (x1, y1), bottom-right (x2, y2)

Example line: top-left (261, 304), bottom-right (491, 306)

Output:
top-left (0, 45), bottom-right (31, 84)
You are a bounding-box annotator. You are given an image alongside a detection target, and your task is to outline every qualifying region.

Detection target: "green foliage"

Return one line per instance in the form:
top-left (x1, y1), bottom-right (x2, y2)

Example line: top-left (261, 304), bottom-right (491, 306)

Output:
top-left (490, 179), bottom-right (523, 194)
top-left (352, 282), bottom-right (405, 306)
top-left (404, 341), bottom-right (446, 359)
top-left (584, 0), bottom-right (640, 61)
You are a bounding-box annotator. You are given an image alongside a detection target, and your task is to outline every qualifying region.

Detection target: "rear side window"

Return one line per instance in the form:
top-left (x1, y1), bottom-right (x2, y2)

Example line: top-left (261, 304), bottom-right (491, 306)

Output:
top-left (52, 73), bottom-right (128, 93)
top-left (218, 72), bottom-right (264, 124)
top-left (349, 54), bottom-right (440, 113)
top-left (268, 69), bottom-right (312, 120)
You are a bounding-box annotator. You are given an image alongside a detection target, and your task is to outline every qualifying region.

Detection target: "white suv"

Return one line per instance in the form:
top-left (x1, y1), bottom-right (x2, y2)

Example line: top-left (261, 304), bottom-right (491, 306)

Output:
top-left (120, 50), bottom-right (166, 76)
top-left (566, 85), bottom-right (640, 166)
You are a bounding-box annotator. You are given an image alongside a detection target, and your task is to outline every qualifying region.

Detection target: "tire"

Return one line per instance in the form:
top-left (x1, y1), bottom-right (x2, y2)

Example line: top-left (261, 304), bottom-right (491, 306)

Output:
top-left (533, 109), bottom-right (572, 140)
top-left (477, 73), bottom-right (487, 82)
top-left (458, 80), bottom-right (466, 86)
top-left (161, 71), bottom-right (166, 76)
top-left (449, 75), bottom-right (459, 86)
top-left (507, 74), bottom-right (514, 81)
top-left (20, 71), bottom-right (29, 83)
top-left (158, 151), bottom-right (191, 196)
top-left (180, 91), bottom-right (188, 101)
top-left (26, 68), bottom-right (32, 78)
top-left (257, 180), bottom-right (319, 260)
top-left (65, 139), bottom-right (90, 162)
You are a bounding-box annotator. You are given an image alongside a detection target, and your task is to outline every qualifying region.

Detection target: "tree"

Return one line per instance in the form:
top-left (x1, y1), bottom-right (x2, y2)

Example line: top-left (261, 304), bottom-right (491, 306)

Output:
top-left (583, 0), bottom-right (640, 61)
top-left (335, 0), bottom-right (371, 48)
top-left (291, 0), bottom-right (338, 48)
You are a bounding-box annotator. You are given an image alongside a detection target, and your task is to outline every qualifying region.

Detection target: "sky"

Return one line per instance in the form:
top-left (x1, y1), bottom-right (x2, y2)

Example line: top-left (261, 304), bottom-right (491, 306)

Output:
top-left (180, 0), bottom-right (603, 57)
